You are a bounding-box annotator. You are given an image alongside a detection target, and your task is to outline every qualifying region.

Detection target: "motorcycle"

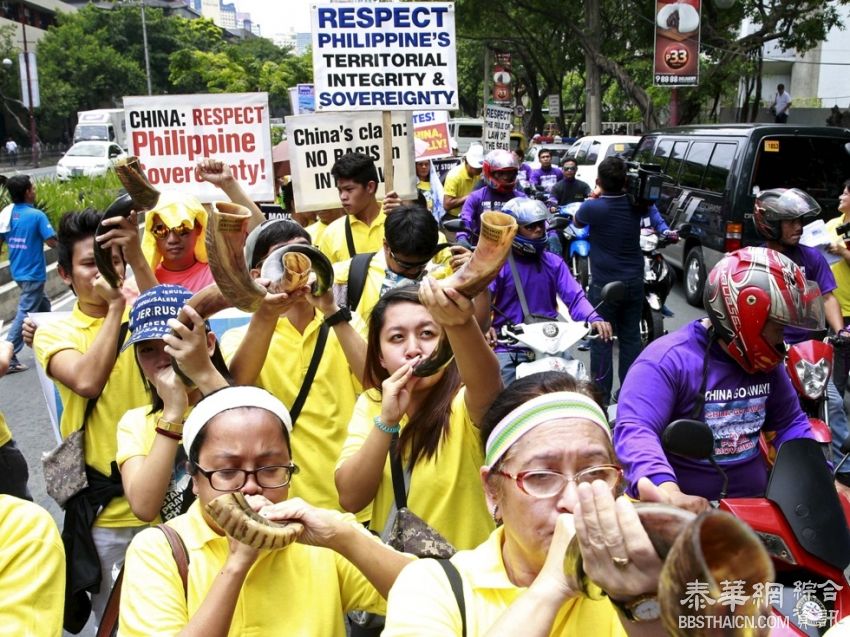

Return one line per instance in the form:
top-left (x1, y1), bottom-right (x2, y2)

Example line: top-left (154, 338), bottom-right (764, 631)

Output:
top-left (496, 281), bottom-right (624, 381)
top-left (663, 419), bottom-right (850, 636)
top-left (639, 228), bottom-right (676, 347)
top-left (555, 202), bottom-right (591, 291)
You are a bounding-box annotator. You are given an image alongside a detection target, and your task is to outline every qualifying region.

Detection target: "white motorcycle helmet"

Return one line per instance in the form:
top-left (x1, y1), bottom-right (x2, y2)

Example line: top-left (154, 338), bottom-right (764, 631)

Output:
top-left (503, 197), bottom-right (549, 256)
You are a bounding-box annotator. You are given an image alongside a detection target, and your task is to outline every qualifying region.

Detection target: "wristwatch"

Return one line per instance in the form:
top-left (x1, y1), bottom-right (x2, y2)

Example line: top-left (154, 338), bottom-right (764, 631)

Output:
top-left (155, 417), bottom-right (184, 436)
top-left (611, 594), bottom-right (661, 622)
top-left (324, 306), bottom-right (352, 327)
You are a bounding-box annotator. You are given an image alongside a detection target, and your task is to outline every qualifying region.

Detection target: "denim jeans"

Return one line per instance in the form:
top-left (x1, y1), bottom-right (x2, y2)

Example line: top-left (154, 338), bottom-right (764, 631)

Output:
top-left (589, 278), bottom-right (644, 405)
top-left (496, 349), bottom-right (535, 386)
top-left (6, 280), bottom-right (50, 360)
top-left (827, 380), bottom-right (850, 477)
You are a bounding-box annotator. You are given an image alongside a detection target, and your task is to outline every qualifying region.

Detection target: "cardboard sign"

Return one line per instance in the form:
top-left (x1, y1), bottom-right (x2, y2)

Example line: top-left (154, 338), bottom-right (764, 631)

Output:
top-left (484, 104), bottom-right (512, 151)
top-left (286, 111), bottom-right (417, 213)
top-left (413, 110), bottom-right (452, 159)
top-left (653, 0), bottom-right (701, 87)
top-left (311, 2), bottom-right (458, 111)
top-left (124, 93), bottom-right (274, 202)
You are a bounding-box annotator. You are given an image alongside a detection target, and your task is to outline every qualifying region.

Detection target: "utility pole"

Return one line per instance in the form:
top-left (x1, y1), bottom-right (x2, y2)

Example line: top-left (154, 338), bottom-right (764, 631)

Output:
top-left (140, 1), bottom-right (152, 95)
top-left (584, 0), bottom-right (601, 135)
top-left (482, 47), bottom-right (491, 116)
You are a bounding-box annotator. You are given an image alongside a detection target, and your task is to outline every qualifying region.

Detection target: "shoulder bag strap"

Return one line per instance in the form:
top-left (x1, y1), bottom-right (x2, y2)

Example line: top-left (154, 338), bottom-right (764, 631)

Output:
top-left (388, 433), bottom-right (409, 510)
top-left (435, 558), bottom-right (467, 637)
top-left (95, 568), bottom-right (124, 637)
top-left (288, 322), bottom-right (330, 426)
top-left (82, 321), bottom-right (129, 432)
top-left (507, 253), bottom-right (534, 324)
top-left (345, 215), bottom-right (357, 258)
top-left (346, 251), bottom-right (376, 310)
top-left (157, 524), bottom-right (190, 598)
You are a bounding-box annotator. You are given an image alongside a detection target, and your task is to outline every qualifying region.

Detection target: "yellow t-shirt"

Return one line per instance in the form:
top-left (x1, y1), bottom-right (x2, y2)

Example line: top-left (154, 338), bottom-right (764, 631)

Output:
top-left (317, 208), bottom-right (387, 264)
top-left (118, 501), bottom-right (385, 636)
top-left (34, 303), bottom-right (149, 528)
top-left (116, 405), bottom-right (194, 522)
top-left (220, 311), bottom-right (364, 512)
top-left (336, 387), bottom-right (494, 550)
top-left (383, 526), bottom-right (627, 636)
top-left (0, 495), bottom-right (65, 637)
top-left (306, 219), bottom-right (331, 245)
top-left (0, 412), bottom-right (11, 448)
top-left (443, 164), bottom-right (480, 215)
top-left (826, 216), bottom-right (850, 316)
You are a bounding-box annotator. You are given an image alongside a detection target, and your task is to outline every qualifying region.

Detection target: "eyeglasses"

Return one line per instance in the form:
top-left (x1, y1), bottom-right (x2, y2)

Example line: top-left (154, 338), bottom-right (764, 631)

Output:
top-left (195, 463), bottom-right (300, 492)
top-left (492, 464), bottom-right (622, 498)
top-left (389, 250), bottom-right (431, 273)
top-left (564, 166), bottom-right (578, 172)
top-left (150, 222), bottom-right (194, 240)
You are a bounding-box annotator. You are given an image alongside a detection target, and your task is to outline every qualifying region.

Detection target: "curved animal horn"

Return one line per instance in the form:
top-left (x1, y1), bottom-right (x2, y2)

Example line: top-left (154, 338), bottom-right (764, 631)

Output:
top-left (205, 492), bottom-right (304, 550)
top-left (659, 509), bottom-right (774, 636)
top-left (260, 244), bottom-right (334, 296)
top-left (115, 156), bottom-right (160, 209)
top-left (413, 211), bottom-right (517, 377)
top-left (205, 201), bottom-right (266, 314)
top-left (93, 194), bottom-right (135, 288)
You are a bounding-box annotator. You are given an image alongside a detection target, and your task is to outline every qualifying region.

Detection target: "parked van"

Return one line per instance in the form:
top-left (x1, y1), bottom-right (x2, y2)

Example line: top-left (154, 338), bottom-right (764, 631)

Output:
top-left (632, 124), bottom-right (850, 306)
top-left (448, 117), bottom-right (484, 154)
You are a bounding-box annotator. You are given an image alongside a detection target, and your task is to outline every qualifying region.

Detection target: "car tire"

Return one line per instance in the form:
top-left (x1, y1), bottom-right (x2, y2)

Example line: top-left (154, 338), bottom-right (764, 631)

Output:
top-left (684, 247), bottom-right (706, 307)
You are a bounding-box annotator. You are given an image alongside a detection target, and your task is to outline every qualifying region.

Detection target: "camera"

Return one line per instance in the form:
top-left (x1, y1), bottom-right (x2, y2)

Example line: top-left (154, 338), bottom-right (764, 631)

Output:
top-left (625, 161), bottom-right (664, 205)
top-left (836, 220), bottom-right (850, 237)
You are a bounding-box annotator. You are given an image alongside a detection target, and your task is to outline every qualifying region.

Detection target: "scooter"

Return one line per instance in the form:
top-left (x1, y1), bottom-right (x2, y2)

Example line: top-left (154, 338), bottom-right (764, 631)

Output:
top-left (556, 202), bottom-right (590, 291)
top-left (639, 228), bottom-right (676, 347)
top-left (496, 281), bottom-right (624, 381)
top-left (663, 419), bottom-right (850, 635)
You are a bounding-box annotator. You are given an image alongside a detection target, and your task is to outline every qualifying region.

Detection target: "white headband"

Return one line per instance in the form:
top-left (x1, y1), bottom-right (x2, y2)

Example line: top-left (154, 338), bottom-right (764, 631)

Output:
top-left (484, 391), bottom-right (610, 468)
top-left (183, 386), bottom-right (292, 456)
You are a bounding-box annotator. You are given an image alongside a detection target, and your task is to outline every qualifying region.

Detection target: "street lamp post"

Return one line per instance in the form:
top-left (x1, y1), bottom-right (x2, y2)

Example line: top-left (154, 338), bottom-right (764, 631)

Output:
top-left (140, 1), bottom-right (152, 95)
top-left (16, 3), bottom-right (38, 167)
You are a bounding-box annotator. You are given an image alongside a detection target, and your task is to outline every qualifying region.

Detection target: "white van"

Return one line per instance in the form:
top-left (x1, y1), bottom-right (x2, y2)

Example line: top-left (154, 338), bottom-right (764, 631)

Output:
top-left (448, 118), bottom-right (484, 154)
top-left (566, 135), bottom-right (640, 186)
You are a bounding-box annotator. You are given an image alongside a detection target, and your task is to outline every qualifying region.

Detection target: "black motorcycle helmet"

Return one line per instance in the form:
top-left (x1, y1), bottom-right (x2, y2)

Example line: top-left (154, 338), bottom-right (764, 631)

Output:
top-left (752, 188), bottom-right (820, 242)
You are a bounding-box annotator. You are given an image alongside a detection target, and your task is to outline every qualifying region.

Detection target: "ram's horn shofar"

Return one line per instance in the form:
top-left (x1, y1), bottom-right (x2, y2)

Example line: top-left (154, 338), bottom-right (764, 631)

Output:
top-left (206, 492), bottom-right (304, 550)
top-left (260, 244), bottom-right (334, 296)
top-left (413, 211), bottom-right (518, 377)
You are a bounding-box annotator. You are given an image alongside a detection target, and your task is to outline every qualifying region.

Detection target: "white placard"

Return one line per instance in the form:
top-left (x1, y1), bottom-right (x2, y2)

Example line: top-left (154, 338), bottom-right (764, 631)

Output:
top-left (548, 94), bottom-right (561, 117)
top-left (285, 111), bottom-right (416, 213)
top-left (311, 2), bottom-right (458, 111)
top-left (802, 219), bottom-right (841, 265)
top-left (483, 104), bottom-right (512, 151)
top-left (124, 93), bottom-right (275, 202)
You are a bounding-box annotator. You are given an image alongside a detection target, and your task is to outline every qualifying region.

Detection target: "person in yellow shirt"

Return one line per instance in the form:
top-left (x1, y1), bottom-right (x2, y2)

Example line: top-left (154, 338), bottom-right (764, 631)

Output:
top-left (33, 209), bottom-right (157, 631)
top-left (0, 340), bottom-right (30, 499)
top-left (335, 281), bottom-right (502, 552)
top-left (827, 178), bottom-right (850, 396)
top-left (117, 284), bottom-right (230, 524)
top-left (222, 219), bottom-right (367, 513)
top-left (442, 143), bottom-right (484, 225)
top-left (317, 152), bottom-right (402, 263)
top-left (383, 372), bottom-right (666, 636)
top-left (118, 386), bottom-right (413, 636)
top-left (307, 207), bottom-right (345, 245)
top-left (0, 494), bottom-right (65, 637)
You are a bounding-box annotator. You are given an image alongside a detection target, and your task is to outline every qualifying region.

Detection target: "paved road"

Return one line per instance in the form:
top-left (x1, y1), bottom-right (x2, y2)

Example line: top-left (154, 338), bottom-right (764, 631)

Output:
top-left (0, 275), bottom-right (703, 636)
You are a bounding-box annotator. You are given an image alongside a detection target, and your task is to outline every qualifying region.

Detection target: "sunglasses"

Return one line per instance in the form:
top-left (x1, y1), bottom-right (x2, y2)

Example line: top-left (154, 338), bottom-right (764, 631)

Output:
top-left (390, 250), bottom-right (431, 272)
top-left (150, 222), bottom-right (194, 240)
top-left (563, 166), bottom-right (578, 171)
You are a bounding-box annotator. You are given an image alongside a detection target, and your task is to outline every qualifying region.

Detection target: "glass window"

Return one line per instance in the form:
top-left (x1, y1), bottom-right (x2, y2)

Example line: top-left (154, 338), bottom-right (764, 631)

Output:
top-left (583, 141), bottom-right (602, 165)
top-left (702, 143), bottom-right (736, 192)
top-left (679, 142), bottom-right (714, 188)
top-left (574, 140), bottom-right (592, 163)
top-left (633, 137), bottom-right (656, 164)
top-left (666, 141), bottom-right (689, 182)
top-left (751, 136), bottom-right (850, 203)
top-left (653, 140), bottom-right (674, 171)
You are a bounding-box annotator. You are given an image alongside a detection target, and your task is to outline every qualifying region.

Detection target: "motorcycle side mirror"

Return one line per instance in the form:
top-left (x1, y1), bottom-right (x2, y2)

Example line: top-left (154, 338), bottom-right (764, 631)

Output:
top-left (600, 281), bottom-right (625, 304)
top-left (441, 219), bottom-right (468, 233)
top-left (678, 223), bottom-right (693, 238)
top-left (549, 216), bottom-right (569, 231)
top-left (662, 419), bottom-right (715, 460)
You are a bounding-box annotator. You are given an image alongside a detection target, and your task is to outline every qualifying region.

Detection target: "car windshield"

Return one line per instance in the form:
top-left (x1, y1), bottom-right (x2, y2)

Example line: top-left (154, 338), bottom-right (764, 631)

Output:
top-left (67, 144), bottom-right (108, 158)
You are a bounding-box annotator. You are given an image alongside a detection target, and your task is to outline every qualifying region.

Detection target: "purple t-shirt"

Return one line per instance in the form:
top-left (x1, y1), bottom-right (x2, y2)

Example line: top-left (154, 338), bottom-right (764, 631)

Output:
top-left (458, 187), bottom-right (526, 242)
top-left (779, 243), bottom-right (836, 345)
top-left (489, 252), bottom-right (601, 352)
top-left (614, 320), bottom-right (813, 500)
top-left (529, 166), bottom-right (563, 192)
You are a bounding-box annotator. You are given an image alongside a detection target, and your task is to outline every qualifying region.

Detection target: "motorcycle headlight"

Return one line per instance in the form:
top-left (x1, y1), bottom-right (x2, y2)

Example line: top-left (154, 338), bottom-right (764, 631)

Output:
top-left (794, 358), bottom-right (831, 399)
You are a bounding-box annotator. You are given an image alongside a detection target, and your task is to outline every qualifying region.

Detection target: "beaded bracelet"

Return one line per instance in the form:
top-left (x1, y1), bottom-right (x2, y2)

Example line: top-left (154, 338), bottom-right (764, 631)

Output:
top-left (373, 416), bottom-right (400, 434)
top-left (155, 427), bottom-right (183, 441)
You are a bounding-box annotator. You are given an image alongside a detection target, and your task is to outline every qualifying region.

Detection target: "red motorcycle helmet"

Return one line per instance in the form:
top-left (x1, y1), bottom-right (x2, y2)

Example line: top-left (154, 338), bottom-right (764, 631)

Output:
top-left (482, 149), bottom-right (519, 194)
top-left (752, 188), bottom-right (820, 241)
top-left (704, 247), bottom-right (825, 373)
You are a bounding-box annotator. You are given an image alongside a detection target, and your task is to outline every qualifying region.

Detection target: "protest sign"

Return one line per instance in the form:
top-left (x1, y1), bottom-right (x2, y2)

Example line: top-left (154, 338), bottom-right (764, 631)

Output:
top-left (124, 92), bottom-right (274, 202)
top-left (311, 2), bottom-right (457, 111)
top-left (413, 110), bottom-right (452, 159)
top-left (298, 84), bottom-right (315, 113)
top-left (653, 0), bottom-right (701, 86)
top-left (483, 104), bottom-right (512, 151)
top-left (286, 111), bottom-right (416, 213)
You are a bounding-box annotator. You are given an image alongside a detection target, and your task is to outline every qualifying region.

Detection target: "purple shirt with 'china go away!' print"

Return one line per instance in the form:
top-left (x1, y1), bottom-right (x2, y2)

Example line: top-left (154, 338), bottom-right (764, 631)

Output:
top-left (614, 320), bottom-right (814, 501)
